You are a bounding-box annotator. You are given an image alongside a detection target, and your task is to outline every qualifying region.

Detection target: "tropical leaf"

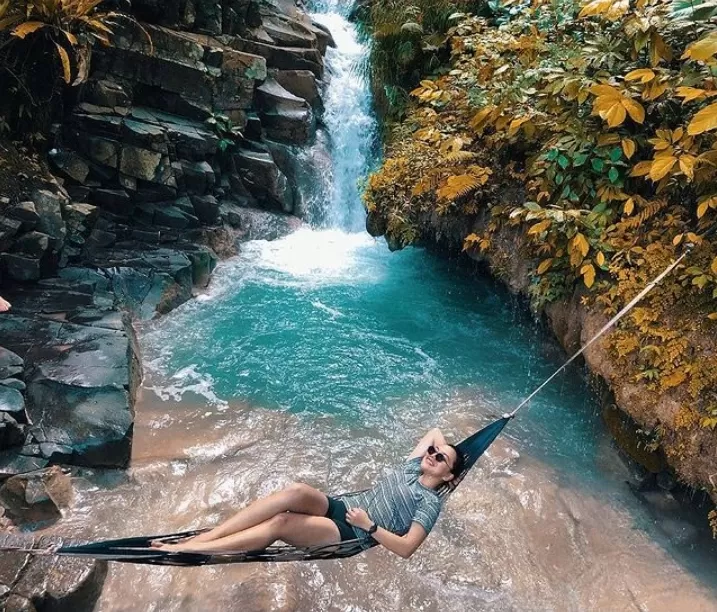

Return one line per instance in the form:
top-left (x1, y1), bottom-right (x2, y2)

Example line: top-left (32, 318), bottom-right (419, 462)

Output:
top-left (54, 42), bottom-right (72, 84)
top-left (436, 174), bottom-right (483, 201)
top-left (687, 102), bottom-right (717, 135)
top-left (12, 21), bottom-right (46, 38)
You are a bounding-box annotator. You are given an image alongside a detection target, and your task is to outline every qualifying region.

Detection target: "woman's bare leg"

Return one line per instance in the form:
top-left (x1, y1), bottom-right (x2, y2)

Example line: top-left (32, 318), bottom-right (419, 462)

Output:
top-left (158, 513), bottom-right (340, 554)
top-left (184, 483), bottom-right (329, 544)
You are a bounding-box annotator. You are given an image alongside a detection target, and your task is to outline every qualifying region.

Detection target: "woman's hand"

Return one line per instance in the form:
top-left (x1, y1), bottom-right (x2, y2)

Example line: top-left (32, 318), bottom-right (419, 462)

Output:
top-left (345, 507), bottom-right (373, 531)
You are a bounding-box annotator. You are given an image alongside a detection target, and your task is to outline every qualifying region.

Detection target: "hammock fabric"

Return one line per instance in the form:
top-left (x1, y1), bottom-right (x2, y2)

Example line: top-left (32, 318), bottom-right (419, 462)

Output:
top-left (35, 416), bottom-right (511, 566)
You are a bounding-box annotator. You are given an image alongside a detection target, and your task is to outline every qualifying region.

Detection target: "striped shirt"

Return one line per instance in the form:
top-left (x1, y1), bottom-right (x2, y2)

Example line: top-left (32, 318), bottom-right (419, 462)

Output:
top-left (338, 457), bottom-right (443, 548)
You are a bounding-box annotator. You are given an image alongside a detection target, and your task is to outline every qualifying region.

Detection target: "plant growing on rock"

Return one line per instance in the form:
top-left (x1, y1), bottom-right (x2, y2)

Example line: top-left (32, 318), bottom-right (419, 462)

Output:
top-left (0, 0), bottom-right (146, 133)
top-left (205, 113), bottom-right (244, 154)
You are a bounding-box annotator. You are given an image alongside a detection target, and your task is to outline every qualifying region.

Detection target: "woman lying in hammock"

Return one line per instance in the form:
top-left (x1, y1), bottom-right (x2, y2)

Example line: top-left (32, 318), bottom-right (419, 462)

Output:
top-left (152, 428), bottom-right (464, 559)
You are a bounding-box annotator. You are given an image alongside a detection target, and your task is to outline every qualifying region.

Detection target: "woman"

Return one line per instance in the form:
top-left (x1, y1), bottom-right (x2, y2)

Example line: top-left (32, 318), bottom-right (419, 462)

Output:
top-left (153, 428), bottom-right (464, 559)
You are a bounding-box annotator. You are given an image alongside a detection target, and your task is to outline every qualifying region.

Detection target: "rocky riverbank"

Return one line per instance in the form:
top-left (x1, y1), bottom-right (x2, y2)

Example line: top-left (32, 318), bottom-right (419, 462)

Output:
top-left (0, 0), bottom-right (326, 608)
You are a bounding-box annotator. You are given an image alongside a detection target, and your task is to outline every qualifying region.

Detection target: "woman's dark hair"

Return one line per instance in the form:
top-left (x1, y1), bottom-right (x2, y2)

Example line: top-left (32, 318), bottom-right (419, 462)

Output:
top-left (448, 444), bottom-right (465, 478)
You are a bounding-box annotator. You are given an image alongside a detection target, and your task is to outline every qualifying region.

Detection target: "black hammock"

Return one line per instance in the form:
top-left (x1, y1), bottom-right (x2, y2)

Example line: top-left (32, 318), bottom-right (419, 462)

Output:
top-left (2, 416), bottom-right (511, 566)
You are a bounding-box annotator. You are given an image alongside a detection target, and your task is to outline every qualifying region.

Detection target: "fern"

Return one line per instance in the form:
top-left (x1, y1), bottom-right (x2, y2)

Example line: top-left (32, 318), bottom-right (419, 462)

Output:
top-left (436, 174), bottom-right (484, 200)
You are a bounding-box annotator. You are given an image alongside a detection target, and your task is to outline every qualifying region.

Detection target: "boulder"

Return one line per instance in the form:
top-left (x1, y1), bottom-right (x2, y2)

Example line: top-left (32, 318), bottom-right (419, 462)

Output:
top-left (119, 144), bottom-right (174, 186)
top-left (89, 189), bottom-right (133, 217)
top-left (90, 247), bottom-right (195, 318)
top-left (196, 0), bottom-right (222, 34)
top-left (0, 348), bottom-right (23, 380)
top-left (191, 194), bottom-right (220, 224)
top-left (309, 19), bottom-right (336, 54)
top-left (226, 205), bottom-right (303, 241)
top-left (31, 190), bottom-right (67, 249)
top-left (271, 68), bottom-right (322, 109)
top-left (260, 14), bottom-right (318, 49)
top-left (75, 135), bottom-right (120, 169)
top-left (83, 78), bottom-right (131, 108)
top-left (12, 232), bottom-right (50, 259)
top-left (0, 216), bottom-right (22, 251)
top-left (0, 413), bottom-right (25, 450)
top-left (236, 38), bottom-right (324, 78)
top-left (121, 119), bottom-right (169, 154)
top-left (154, 205), bottom-right (191, 229)
top-left (62, 204), bottom-right (99, 244)
top-left (0, 386), bottom-right (25, 418)
top-left (0, 466), bottom-right (72, 524)
top-left (0, 379), bottom-right (26, 392)
top-left (0, 452), bottom-right (48, 478)
top-left (256, 76), bottom-right (313, 144)
top-left (49, 150), bottom-right (91, 184)
top-left (233, 147), bottom-right (294, 212)
top-left (0, 550), bottom-right (106, 612)
top-left (0, 316), bottom-right (135, 469)
top-left (180, 160), bottom-right (215, 195)
top-left (7, 202), bottom-right (40, 232)
top-left (0, 254), bottom-right (41, 282)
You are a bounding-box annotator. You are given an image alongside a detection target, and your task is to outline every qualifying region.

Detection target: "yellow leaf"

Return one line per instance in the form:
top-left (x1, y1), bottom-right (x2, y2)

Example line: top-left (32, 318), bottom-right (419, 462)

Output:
top-left (687, 232), bottom-right (702, 243)
top-left (708, 313), bottom-right (717, 320)
top-left (687, 102), bottom-right (717, 135)
top-left (675, 86), bottom-right (706, 104)
top-left (624, 197), bottom-right (635, 215)
top-left (682, 33), bottom-right (717, 62)
top-left (590, 84), bottom-right (622, 99)
top-left (625, 68), bottom-right (655, 83)
top-left (509, 116), bottom-right (530, 135)
top-left (528, 219), bottom-right (551, 235)
top-left (54, 43), bottom-right (72, 84)
top-left (574, 232), bottom-right (590, 257)
top-left (630, 161), bottom-right (652, 177)
top-left (679, 155), bottom-right (695, 180)
top-left (581, 263), bottom-right (596, 288)
top-left (623, 98), bottom-right (645, 123)
top-left (711, 257), bottom-right (717, 275)
top-left (11, 21), bottom-right (45, 38)
top-left (673, 233), bottom-right (684, 245)
top-left (698, 201), bottom-right (710, 218)
top-left (63, 30), bottom-right (78, 46)
top-left (662, 370), bottom-right (686, 389)
top-left (603, 102), bottom-right (627, 127)
top-left (537, 258), bottom-right (554, 274)
top-left (622, 138), bottom-right (636, 159)
top-left (596, 251), bottom-right (606, 266)
top-left (649, 156), bottom-right (677, 181)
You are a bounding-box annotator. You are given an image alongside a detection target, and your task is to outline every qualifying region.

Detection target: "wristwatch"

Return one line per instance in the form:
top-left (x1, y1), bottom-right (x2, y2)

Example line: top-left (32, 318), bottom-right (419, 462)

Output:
top-left (367, 523), bottom-right (378, 536)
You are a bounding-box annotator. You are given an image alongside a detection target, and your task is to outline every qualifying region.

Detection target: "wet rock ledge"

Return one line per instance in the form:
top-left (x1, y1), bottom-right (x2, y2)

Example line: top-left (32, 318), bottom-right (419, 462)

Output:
top-left (0, 0), bottom-right (328, 608)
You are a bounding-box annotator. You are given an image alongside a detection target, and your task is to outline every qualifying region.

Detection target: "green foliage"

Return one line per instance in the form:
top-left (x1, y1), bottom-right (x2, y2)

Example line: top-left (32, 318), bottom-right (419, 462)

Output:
top-left (354, 0), bottom-right (484, 120)
top-left (205, 113), bottom-right (244, 154)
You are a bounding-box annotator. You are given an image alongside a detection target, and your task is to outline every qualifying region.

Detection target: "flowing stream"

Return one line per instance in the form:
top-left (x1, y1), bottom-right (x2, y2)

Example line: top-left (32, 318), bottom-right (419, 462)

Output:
top-left (48, 3), bottom-right (717, 610)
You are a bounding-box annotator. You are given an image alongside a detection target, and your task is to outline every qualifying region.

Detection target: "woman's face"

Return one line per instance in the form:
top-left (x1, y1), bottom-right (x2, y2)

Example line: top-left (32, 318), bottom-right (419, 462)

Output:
top-left (420, 444), bottom-right (457, 482)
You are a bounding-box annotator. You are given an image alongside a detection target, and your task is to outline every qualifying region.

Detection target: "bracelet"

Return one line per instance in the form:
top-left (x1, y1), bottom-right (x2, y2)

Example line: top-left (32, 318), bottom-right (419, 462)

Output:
top-left (367, 523), bottom-right (378, 536)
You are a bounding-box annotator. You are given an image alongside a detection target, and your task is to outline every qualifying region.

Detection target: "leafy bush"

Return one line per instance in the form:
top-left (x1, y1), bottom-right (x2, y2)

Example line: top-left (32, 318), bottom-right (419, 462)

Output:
top-left (0, 0), bottom-right (143, 133)
top-left (365, 0), bottom-right (717, 432)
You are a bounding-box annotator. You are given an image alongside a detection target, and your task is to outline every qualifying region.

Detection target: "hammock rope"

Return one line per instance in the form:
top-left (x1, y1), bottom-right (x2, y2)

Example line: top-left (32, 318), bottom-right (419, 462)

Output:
top-left (0, 240), bottom-right (701, 565)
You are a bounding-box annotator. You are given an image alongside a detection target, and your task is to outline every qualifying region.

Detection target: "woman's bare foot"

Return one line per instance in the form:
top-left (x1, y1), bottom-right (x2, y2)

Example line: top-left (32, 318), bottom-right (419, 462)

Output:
top-left (0, 297), bottom-right (11, 313)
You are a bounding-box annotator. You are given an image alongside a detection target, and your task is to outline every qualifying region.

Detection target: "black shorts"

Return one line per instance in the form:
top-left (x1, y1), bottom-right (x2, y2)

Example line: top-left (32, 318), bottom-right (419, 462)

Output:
top-left (324, 496), bottom-right (357, 541)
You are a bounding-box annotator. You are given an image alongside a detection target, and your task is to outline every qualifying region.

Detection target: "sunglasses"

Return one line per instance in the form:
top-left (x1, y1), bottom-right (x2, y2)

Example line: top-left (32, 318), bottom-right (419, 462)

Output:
top-left (427, 445), bottom-right (453, 468)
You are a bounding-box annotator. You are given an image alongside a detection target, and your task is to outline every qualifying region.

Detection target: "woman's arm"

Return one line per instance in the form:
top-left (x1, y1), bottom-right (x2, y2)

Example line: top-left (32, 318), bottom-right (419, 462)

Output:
top-left (407, 428), bottom-right (447, 460)
top-left (345, 508), bottom-right (427, 558)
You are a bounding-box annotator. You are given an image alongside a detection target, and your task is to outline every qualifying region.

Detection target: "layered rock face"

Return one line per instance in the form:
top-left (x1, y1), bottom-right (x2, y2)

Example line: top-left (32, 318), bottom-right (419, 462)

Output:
top-left (0, 1), bottom-right (332, 606)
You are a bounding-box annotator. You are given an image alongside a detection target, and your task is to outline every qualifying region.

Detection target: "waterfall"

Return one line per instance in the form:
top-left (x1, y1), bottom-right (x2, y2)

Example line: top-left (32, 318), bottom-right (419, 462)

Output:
top-left (295, 4), bottom-right (377, 231)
